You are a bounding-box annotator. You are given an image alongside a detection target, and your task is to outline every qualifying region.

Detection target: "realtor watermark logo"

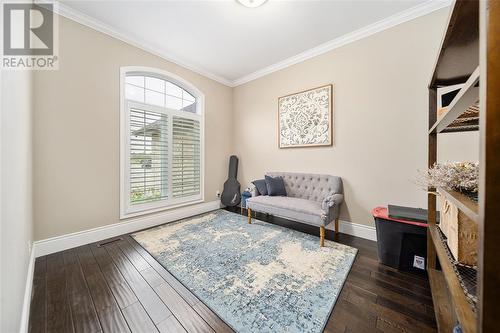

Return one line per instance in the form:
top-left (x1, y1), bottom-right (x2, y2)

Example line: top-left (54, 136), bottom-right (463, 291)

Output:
top-left (1, 2), bottom-right (59, 70)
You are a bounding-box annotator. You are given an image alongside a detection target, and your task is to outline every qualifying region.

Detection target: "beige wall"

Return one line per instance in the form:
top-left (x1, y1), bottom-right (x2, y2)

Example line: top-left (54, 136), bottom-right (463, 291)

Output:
top-left (1, 70), bottom-right (34, 332)
top-left (33, 9), bottom-right (480, 240)
top-left (34, 17), bottom-right (233, 240)
top-left (232, 8), bottom-right (479, 227)
top-left (438, 132), bottom-right (480, 162)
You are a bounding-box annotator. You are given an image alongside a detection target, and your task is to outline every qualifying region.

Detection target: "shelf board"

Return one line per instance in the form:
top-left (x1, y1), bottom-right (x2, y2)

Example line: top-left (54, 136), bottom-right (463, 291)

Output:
top-left (429, 224), bottom-right (477, 333)
top-left (429, 67), bottom-right (480, 134)
top-left (441, 101), bottom-right (480, 133)
top-left (429, 0), bottom-right (479, 87)
top-left (428, 268), bottom-right (454, 333)
top-left (438, 188), bottom-right (479, 224)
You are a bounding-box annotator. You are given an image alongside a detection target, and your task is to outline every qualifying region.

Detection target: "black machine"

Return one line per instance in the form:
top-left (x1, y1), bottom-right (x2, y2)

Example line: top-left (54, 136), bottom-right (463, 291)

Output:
top-left (221, 155), bottom-right (241, 207)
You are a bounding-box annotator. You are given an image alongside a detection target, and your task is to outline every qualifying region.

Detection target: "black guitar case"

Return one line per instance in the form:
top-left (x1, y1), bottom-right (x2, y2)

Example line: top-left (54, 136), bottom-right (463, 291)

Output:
top-left (221, 155), bottom-right (241, 207)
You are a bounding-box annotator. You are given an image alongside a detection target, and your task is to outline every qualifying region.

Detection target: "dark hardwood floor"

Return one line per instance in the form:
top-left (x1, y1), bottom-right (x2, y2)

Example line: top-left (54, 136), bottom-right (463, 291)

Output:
top-left (28, 208), bottom-right (437, 333)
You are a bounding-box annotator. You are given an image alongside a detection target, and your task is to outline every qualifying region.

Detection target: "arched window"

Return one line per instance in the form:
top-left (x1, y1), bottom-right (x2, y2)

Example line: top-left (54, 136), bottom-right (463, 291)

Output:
top-left (120, 67), bottom-right (204, 218)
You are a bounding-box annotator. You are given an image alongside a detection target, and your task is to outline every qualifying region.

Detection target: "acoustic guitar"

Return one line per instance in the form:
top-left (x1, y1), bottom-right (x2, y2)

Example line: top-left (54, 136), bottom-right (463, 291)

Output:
top-left (221, 155), bottom-right (241, 207)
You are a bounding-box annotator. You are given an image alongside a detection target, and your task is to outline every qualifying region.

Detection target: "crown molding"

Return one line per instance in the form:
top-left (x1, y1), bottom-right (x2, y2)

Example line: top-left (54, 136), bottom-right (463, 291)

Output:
top-left (37, 0), bottom-right (451, 88)
top-left (232, 0), bottom-right (452, 86)
top-left (37, 0), bottom-right (234, 87)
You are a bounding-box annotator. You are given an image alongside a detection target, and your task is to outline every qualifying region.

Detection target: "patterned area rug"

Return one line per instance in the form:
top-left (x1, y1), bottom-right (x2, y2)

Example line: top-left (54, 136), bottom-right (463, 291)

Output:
top-left (132, 209), bottom-right (357, 333)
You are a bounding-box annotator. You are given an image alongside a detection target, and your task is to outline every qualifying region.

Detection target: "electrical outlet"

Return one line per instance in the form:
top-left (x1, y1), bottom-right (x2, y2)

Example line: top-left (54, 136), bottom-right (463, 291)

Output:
top-left (216, 190), bottom-right (221, 198)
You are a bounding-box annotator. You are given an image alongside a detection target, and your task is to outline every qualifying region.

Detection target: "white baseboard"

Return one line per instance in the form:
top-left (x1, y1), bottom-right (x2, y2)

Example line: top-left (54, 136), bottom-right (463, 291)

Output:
top-left (327, 220), bottom-right (377, 241)
top-left (32, 200), bottom-right (376, 258)
top-left (33, 200), bottom-right (221, 257)
top-left (19, 248), bottom-right (35, 333)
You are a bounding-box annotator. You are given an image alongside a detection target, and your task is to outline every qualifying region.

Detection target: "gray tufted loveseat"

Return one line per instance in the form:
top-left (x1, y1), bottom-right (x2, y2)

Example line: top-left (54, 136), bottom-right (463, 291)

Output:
top-left (246, 172), bottom-right (344, 246)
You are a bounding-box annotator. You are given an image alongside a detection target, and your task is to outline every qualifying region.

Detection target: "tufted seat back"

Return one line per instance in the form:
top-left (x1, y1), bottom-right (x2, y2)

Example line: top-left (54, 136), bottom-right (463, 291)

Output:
top-left (266, 172), bottom-right (343, 203)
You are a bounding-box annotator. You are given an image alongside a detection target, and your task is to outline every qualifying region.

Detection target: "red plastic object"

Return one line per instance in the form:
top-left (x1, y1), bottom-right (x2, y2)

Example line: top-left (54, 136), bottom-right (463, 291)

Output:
top-left (371, 207), bottom-right (428, 228)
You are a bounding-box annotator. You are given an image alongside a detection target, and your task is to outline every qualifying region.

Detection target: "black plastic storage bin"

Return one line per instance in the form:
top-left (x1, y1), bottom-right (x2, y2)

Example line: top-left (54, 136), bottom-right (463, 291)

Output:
top-left (372, 207), bottom-right (428, 273)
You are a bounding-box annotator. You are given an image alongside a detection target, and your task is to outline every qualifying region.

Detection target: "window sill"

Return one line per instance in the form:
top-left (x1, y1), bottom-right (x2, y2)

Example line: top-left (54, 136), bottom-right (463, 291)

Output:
top-left (120, 198), bottom-right (205, 220)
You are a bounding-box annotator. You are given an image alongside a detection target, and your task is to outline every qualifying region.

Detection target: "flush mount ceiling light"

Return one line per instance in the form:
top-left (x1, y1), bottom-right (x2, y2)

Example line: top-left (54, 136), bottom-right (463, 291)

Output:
top-left (236, 0), bottom-right (268, 8)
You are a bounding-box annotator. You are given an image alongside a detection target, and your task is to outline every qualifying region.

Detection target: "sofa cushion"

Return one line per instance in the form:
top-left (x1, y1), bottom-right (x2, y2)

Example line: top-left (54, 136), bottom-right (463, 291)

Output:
top-left (265, 175), bottom-right (287, 196)
top-left (252, 179), bottom-right (268, 196)
top-left (247, 196), bottom-right (328, 226)
top-left (266, 172), bottom-right (342, 203)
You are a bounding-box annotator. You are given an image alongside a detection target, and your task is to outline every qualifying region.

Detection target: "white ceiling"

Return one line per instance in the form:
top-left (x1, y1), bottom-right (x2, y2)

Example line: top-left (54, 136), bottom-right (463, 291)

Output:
top-left (59, 0), bottom-right (449, 86)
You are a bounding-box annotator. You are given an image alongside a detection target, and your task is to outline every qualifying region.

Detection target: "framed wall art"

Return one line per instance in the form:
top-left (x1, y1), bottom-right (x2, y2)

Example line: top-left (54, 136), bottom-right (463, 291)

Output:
top-left (278, 84), bottom-right (333, 148)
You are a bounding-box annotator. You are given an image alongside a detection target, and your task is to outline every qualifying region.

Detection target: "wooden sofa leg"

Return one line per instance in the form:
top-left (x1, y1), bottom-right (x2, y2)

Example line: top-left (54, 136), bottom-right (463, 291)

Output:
top-left (334, 217), bottom-right (339, 234)
top-left (320, 226), bottom-right (325, 247)
top-left (248, 208), bottom-right (252, 224)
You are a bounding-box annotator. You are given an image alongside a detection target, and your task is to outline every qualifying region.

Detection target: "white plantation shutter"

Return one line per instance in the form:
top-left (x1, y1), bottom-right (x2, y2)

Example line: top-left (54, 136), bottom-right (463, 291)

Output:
top-left (172, 116), bottom-right (201, 198)
top-left (129, 107), bottom-right (169, 204)
top-left (122, 71), bottom-right (203, 217)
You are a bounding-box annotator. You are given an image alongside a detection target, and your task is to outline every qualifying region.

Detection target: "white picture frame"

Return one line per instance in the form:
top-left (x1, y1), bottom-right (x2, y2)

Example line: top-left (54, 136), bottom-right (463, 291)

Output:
top-left (278, 84), bottom-right (333, 148)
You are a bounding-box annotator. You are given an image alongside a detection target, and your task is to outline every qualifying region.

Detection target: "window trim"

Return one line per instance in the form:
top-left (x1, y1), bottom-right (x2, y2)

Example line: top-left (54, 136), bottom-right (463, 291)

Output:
top-left (120, 66), bottom-right (205, 219)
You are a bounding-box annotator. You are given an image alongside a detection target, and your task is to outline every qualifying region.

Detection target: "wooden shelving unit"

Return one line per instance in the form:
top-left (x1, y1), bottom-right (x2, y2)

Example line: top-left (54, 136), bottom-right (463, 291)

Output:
top-left (426, 1), bottom-right (500, 332)
top-left (429, 67), bottom-right (480, 134)
top-left (428, 224), bottom-right (477, 332)
top-left (437, 188), bottom-right (479, 223)
top-left (428, 268), bottom-right (454, 333)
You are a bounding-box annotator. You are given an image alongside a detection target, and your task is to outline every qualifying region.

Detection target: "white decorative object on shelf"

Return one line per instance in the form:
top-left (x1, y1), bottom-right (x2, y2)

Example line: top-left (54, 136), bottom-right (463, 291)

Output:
top-left (278, 84), bottom-right (333, 148)
top-left (416, 161), bottom-right (479, 194)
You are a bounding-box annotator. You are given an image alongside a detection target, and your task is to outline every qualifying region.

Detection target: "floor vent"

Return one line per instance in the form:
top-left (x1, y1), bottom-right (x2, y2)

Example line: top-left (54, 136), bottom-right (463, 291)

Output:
top-left (97, 237), bottom-right (124, 247)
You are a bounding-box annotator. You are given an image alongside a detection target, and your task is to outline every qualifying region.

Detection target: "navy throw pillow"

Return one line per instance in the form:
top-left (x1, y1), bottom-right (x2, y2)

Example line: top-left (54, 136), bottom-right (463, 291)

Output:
top-left (265, 175), bottom-right (287, 196)
top-left (252, 179), bottom-right (268, 196)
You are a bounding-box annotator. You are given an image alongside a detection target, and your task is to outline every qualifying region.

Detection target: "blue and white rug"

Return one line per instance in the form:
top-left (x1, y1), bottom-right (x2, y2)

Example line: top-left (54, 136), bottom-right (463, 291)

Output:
top-left (132, 209), bottom-right (357, 333)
